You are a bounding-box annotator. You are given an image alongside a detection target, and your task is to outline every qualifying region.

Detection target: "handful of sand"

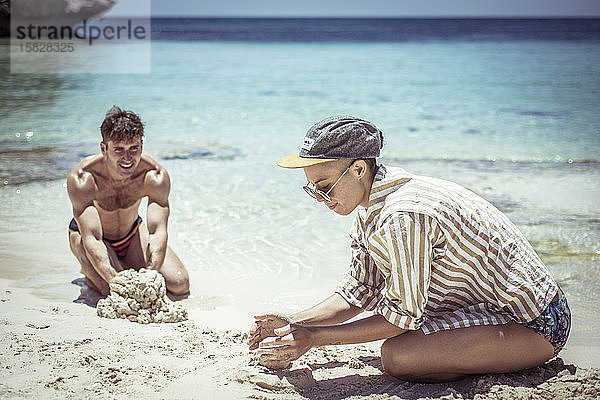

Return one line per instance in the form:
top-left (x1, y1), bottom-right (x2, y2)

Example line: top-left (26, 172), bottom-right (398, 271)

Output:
top-left (97, 268), bottom-right (188, 324)
top-left (258, 356), bottom-right (292, 370)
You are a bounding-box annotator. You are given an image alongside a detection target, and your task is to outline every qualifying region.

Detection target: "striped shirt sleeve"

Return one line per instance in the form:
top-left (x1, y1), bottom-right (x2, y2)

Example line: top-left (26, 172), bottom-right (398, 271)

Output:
top-left (368, 212), bottom-right (435, 330)
top-left (337, 217), bottom-right (385, 311)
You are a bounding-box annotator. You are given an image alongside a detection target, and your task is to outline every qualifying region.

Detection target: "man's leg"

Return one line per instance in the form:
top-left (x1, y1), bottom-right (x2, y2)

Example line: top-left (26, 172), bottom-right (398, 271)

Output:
top-left (69, 230), bottom-right (123, 296)
top-left (122, 223), bottom-right (190, 296)
top-left (380, 320), bottom-right (554, 382)
top-left (157, 246), bottom-right (190, 297)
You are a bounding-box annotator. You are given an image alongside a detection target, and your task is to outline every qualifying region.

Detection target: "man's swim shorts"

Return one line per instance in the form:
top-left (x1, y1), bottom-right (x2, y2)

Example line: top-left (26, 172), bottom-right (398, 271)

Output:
top-left (68, 216), bottom-right (143, 259)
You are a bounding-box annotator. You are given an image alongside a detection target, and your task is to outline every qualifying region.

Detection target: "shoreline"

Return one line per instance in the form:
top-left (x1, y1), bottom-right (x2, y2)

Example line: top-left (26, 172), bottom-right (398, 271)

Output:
top-left (1, 277), bottom-right (599, 400)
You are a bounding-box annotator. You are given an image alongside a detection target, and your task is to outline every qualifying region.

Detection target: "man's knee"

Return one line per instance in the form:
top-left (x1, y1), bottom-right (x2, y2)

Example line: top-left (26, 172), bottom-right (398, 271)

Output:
top-left (69, 231), bottom-right (83, 255)
top-left (381, 337), bottom-right (421, 381)
top-left (164, 271), bottom-right (189, 296)
top-left (169, 278), bottom-right (189, 296)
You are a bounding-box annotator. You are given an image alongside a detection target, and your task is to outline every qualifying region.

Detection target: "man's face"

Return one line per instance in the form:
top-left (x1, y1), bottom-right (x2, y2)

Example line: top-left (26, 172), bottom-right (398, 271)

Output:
top-left (303, 160), bottom-right (365, 216)
top-left (101, 138), bottom-right (143, 178)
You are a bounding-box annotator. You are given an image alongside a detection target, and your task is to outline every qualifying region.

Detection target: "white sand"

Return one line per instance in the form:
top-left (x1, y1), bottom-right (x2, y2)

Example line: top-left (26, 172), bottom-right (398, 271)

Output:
top-left (1, 278), bottom-right (599, 400)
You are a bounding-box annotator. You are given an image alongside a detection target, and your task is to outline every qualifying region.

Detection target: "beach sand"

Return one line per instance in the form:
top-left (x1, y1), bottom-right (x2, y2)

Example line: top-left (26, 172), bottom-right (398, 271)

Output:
top-left (1, 278), bottom-right (599, 400)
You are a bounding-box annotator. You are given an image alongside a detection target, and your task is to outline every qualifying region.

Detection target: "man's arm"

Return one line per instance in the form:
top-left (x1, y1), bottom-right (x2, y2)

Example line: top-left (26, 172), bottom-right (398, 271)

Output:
top-left (67, 171), bottom-right (117, 284)
top-left (144, 166), bottom-right (170, 270)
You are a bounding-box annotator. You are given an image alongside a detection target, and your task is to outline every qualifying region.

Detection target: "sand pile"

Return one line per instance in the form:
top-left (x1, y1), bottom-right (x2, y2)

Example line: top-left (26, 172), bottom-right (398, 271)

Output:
top-left (97, 268), bottom-right (187, 324)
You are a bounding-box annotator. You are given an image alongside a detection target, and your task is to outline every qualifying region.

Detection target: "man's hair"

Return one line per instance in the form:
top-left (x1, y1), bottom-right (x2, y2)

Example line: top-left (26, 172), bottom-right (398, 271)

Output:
top-left (100, 105), bottom-right (144, 143)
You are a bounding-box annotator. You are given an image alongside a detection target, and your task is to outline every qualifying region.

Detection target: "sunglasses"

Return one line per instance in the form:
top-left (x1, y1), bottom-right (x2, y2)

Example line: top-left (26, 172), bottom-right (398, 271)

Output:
top-left (302, 162), bottom-right (353, 202)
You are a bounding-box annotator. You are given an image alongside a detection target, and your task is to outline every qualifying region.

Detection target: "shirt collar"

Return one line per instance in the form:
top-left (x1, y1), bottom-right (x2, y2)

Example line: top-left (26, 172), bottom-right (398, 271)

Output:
top-left (364, 163), bottom-right (413, 213)
top-left (364, 163), bottom-right (388, 210)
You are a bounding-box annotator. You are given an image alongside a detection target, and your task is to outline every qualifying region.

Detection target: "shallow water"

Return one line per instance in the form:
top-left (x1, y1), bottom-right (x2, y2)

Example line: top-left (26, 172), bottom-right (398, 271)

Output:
top-left (0, 19), bottom-right (599, 342)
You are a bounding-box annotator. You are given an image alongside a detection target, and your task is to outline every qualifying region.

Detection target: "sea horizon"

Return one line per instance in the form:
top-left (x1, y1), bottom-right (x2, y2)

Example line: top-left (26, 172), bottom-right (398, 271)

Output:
top-left (148, 17), bottom-right (600, 42)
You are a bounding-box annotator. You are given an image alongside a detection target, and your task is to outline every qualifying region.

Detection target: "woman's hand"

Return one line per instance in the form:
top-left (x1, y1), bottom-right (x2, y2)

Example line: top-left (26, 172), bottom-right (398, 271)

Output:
top-left (248, 313), bottom-right (291, 351)
top-left (256, 323), bottom-right (316, 367)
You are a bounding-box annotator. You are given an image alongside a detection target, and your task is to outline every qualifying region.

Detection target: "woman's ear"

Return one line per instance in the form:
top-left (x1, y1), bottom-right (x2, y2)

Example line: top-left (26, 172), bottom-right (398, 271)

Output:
top-left (355, 159), bottom-right (367, 180)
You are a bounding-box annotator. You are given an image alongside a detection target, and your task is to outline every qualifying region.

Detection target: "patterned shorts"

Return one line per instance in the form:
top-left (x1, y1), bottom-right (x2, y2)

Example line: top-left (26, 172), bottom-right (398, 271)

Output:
top-left (523, 294), bottom-right (571, 357)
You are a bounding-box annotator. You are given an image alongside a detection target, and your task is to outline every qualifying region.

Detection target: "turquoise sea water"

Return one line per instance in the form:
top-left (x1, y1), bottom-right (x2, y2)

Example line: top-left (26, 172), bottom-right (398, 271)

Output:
top-left (0, 19), bottom-right (599, 351)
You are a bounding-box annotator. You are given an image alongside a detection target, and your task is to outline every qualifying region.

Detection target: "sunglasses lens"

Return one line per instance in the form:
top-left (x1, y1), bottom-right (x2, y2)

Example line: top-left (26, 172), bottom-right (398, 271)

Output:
top-left (303, 185), bottom-right (317, 199)
top-left (303, 185), bottom-right (330, 201)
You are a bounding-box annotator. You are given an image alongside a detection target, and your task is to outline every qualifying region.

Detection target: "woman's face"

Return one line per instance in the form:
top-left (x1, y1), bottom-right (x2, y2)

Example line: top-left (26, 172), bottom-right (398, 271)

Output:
top-left (303, 159), bottom-right (370, 216)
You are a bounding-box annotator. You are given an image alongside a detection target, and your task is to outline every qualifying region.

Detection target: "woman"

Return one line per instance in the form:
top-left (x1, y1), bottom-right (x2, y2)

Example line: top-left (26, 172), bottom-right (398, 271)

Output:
top-left (248, 116), bottom-right (570, 382)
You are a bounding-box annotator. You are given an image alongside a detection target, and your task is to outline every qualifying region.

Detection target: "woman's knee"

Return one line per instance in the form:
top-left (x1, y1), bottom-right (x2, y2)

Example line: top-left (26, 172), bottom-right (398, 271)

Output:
top-left (381, 337), bottom-right (420, 380)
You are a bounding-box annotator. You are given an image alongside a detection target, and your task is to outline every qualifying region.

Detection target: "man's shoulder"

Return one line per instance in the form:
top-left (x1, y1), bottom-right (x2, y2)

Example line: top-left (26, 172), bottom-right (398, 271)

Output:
top-left (139, 155), bottom-right (170, 190)
top-left (67, 155), bottom-right (104, 186)
top-left (67, 155), bottom-right (102, 201)
top-left (69, 154), bottom-right (103, 175)
top-left (139, 154), bottom-right (165, 171)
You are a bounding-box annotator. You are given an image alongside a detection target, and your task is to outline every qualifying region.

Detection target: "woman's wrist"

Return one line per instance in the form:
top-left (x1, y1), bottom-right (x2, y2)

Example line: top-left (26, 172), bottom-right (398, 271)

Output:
top-left (308, 325), bottom-right (334, 347)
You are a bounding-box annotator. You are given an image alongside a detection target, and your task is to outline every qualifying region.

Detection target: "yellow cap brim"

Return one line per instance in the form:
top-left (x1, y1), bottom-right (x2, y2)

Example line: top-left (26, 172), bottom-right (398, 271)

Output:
top-left (276, 154), bottom-right (338, 169)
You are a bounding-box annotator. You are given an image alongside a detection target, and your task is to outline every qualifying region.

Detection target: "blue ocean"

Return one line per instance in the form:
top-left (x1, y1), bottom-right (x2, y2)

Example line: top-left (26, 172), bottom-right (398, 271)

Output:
top-left (0, 18), bottom-right (599, 356)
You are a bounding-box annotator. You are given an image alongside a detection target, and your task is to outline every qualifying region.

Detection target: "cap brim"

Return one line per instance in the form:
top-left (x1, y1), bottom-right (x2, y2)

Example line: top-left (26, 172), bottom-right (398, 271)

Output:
top-left (277, 154), bottom-right (338, 169)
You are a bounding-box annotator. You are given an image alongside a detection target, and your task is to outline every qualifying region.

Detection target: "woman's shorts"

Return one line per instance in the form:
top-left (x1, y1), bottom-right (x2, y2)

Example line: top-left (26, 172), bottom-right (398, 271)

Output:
top-left (523, 294), bottom-right (571, 357)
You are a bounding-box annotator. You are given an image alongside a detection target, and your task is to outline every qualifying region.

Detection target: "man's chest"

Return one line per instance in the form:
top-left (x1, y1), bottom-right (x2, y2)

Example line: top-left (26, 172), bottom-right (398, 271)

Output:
top-left (94, 180), bottom-right (145, 211)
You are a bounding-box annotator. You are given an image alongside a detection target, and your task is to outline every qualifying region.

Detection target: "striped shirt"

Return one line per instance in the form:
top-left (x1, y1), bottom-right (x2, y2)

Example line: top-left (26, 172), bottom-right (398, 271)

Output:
top-left (337, 164), bottom-right (558, 334)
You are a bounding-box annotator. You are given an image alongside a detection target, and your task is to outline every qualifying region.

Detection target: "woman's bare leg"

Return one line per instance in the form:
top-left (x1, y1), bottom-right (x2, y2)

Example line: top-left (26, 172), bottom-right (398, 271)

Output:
top-left (381, 320), bottom-right (554, 382)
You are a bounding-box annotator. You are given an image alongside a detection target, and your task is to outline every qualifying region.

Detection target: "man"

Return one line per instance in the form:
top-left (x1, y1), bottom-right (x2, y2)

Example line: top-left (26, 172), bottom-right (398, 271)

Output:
top-left (67, 106), bottom-right (189, 297)
top-left (248, 116), bottom-right (570, 382)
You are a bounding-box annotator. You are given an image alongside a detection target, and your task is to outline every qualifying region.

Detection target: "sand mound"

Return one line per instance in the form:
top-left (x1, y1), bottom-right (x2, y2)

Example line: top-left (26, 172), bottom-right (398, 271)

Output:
top-left (97, 269), bottom-right (187, 324)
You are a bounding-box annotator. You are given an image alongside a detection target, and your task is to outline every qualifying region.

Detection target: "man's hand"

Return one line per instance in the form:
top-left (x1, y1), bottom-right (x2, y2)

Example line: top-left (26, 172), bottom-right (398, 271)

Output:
top-left (248, 313), bottom-right (291, 351)
top-left (257, 324), bottom-right (315, 367)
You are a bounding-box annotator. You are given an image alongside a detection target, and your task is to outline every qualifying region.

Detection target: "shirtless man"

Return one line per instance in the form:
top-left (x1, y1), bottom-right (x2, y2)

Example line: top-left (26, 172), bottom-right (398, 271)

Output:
top-left (67, 106), bottom-right (189, 297)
